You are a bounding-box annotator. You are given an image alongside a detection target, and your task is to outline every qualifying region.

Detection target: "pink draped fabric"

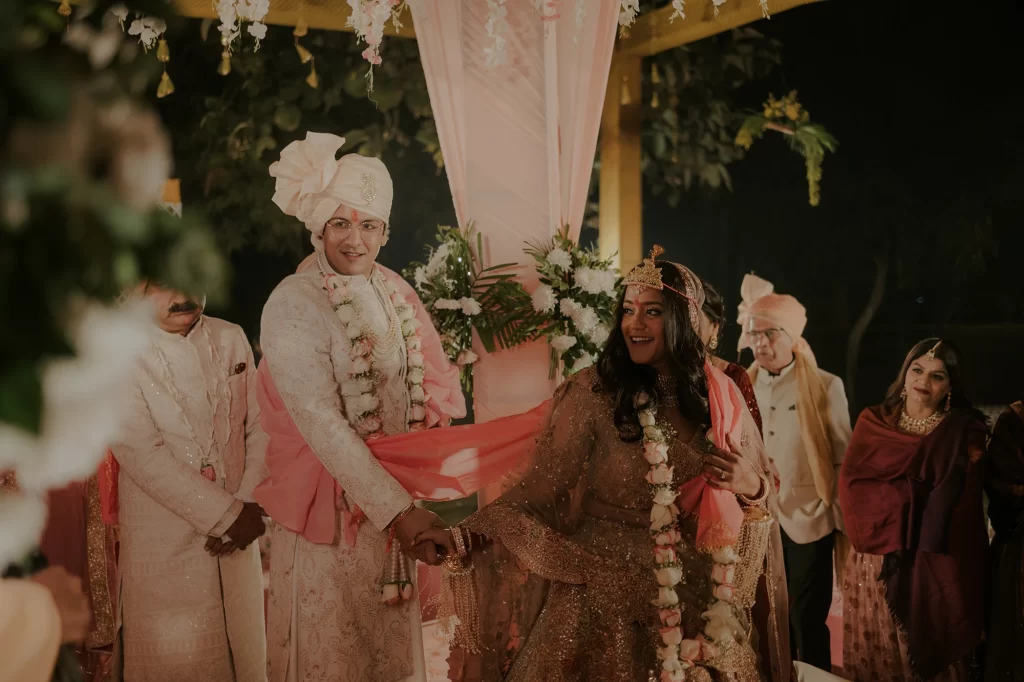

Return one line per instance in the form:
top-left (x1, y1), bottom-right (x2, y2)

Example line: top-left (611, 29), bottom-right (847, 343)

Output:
top-left (677, 360), bottom-right (747, 551)
top-left (408, 1), bottom-right (620, 456)
top-left (253, 358), bottom-right (550, 545)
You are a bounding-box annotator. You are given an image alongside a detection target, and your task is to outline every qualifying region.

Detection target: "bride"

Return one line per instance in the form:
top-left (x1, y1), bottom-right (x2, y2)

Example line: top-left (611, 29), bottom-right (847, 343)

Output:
top-left (419, 249), bottom-right (790, 682)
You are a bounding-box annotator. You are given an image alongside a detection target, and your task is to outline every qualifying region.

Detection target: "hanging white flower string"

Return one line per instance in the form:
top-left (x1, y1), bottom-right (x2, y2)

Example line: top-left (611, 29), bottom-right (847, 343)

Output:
top-left (668, 0), bottom-right (686, 22)
top-left (618, 0), bottom-right (640, 31)
top-left (127, 14), bottom-right (167, 50)
top-left (712, 0), bottom-right (727, 16)
top-left (215, 0), bottom-right (270, 54)
top-left (347, 0), bottom-right (393, 90)
top-left (760, 0), bottom-right (771, 19)
top-left (484, 0), bottom-right (509, 69)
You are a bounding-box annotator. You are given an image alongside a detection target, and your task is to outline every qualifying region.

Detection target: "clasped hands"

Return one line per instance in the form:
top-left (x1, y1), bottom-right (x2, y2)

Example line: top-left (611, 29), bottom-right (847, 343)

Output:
top-left (393, 506), bottom-right (454, 566)
top-left (205, 501), bottom-right (267, 557)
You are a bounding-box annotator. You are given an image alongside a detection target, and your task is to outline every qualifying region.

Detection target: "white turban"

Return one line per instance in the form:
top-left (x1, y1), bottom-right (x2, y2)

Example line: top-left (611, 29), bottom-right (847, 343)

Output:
top-left (268, 132), bottom-right (394, 249)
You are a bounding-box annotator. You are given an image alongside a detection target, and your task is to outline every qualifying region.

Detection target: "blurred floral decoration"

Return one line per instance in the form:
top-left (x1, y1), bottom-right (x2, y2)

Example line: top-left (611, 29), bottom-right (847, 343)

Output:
top-left (526, 227), bottom-right (621, 378)
top-left (0, 0), bottom-right (227, 568)
top-left (166, 23), bottom-right (437, 255)
top-left (404, 224), bottom-right (543, 392)
top-left (734, 91), bottom-right (838, 206)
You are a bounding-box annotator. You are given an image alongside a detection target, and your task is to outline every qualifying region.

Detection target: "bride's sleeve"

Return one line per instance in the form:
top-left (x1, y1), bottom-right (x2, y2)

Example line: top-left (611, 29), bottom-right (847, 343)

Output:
top-left (460, 376), bottom-right (600, 584)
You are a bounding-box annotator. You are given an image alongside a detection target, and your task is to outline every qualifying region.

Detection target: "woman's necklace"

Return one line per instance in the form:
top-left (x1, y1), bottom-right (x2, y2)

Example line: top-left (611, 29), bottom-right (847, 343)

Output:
top-left (898, 406), bottom-right (946, 435)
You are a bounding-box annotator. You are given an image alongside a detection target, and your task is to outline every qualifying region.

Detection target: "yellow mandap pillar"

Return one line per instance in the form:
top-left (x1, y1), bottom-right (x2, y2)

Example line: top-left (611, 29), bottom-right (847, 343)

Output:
top-left (599, 53), bottom-right (643, 272)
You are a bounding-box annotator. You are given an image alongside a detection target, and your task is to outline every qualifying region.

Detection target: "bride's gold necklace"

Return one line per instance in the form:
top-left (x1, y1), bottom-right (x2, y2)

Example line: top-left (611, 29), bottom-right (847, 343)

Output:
top-left (898, 406), bottom-right (946, 435)
top-left (318, 253), bottom-right (402, 360)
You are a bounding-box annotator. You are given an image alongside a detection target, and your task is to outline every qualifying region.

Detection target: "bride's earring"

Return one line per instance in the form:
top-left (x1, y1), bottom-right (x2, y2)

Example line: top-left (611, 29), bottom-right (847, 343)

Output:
top-left (945, 391), bottom-right (952, 412)
top-left (709, 336), bottom-right (719, 352)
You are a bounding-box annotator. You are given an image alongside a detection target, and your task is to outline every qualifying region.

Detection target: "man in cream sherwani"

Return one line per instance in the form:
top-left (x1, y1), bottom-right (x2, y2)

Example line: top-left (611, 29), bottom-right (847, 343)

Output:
top-left (111, 284), bottom-right (269, 682)
top-left (257, 132), bottom-right (466, 682)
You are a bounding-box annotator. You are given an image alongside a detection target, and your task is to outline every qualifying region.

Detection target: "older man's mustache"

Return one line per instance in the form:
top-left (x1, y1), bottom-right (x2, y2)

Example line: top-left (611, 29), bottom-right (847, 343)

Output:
top-left (168, 300), bottom-right (201, 314)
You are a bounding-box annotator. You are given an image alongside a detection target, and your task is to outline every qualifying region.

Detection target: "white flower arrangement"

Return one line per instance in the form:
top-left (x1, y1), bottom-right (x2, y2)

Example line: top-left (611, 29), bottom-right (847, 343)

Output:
top-left (525, 226), bottom-right (620, 378)
top-left (404, 223), bottom-right (539, 393)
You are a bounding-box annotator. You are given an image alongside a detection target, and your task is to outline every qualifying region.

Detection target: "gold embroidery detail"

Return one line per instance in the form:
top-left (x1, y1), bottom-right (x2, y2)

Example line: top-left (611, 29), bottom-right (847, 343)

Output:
top-left (361, 173), bottom-right (376, 204)
top-left (85, 475), bottom-right (116, 649)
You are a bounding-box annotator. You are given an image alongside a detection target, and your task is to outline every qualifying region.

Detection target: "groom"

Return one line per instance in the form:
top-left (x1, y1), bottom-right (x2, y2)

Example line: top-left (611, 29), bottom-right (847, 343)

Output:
top-left (257, 132), bottom-right (465, 682)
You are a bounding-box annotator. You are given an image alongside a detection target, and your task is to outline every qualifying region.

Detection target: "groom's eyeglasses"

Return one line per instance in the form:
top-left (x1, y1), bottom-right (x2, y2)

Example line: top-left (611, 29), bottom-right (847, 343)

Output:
top-left (325, 218), bottom-right (386, 237)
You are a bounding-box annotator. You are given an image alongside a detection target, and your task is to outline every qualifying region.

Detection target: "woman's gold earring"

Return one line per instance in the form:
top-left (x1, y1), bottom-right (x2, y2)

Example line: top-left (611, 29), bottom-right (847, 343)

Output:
top-left (708, 336), bottom-right (719, 351)
top-left (945, 392), bottom-right (952, 412)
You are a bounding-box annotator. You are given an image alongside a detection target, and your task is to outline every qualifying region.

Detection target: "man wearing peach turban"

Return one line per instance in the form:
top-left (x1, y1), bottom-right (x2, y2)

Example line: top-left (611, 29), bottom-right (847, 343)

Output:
top-left (738, 274), bottom-right (852, 674)
top-left (256, 132), bottom-right (466, 682)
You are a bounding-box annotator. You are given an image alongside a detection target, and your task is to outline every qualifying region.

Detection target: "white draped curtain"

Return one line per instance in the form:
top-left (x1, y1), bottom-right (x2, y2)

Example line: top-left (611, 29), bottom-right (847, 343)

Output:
top-left (409, 0), bottom-right (620, 435)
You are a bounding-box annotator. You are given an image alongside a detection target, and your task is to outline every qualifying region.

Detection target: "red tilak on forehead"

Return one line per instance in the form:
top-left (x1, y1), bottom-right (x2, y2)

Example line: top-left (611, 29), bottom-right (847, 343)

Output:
top-left (348, 208), bottom-right (360, 222)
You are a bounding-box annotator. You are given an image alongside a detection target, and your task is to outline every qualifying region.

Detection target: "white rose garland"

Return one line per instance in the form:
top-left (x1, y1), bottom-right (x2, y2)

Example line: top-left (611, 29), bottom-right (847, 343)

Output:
top-left (640, 396), bottom-right (743, 680)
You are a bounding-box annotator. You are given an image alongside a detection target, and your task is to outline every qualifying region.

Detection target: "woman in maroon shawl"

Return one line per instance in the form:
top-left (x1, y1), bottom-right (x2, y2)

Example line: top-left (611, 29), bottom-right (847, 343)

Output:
top-left (985, 399), bottom-right (1024, 681)
top-left (839, 338), bottom-right (988, 682)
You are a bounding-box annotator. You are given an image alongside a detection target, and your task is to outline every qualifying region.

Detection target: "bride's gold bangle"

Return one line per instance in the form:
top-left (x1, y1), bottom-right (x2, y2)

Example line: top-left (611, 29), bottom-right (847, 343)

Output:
top-left (451, 525), bottom-right (467, 558)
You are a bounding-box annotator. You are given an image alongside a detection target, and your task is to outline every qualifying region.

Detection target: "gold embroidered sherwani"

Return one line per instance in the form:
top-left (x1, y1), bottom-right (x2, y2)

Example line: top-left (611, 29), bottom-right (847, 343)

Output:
top-left (260, 265), bottom-right (425, 682)
top-left (111, 316), bottom-right (269, 682)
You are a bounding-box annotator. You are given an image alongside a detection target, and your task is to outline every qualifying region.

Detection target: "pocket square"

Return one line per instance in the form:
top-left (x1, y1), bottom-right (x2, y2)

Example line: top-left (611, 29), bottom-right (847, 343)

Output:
top-left (231, 362), bottom-right (246, 376)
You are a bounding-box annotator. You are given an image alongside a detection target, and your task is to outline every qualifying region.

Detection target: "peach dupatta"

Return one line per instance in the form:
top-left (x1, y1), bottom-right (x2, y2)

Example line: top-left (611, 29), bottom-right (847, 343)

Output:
top-left (676, 359), bottom-right (748, 552)
top-left (253, 360), bottom-right (549, 545)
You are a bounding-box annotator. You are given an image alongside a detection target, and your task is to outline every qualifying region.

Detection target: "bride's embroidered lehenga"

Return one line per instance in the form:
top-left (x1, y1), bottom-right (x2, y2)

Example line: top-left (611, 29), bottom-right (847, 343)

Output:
top-left (445, 367), bottom-right (790, 682)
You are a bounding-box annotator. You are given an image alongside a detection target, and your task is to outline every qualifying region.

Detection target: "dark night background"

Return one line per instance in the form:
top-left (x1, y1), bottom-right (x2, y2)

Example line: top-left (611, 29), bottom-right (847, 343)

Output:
top-left (165, 0), bottom-right (1024, 418)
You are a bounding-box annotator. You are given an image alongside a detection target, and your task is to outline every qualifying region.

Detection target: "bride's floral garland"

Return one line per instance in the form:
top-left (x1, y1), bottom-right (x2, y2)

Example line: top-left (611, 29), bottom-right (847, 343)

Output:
top-left (640, 398), bottom-right (742, 680)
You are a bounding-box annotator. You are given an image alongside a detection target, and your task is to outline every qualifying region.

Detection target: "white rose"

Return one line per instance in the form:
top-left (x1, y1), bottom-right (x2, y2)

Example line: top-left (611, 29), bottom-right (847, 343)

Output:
top-left (402, 319), bottom-right (421, 336)
top-left (658, 645), bottom-right (679, 663)
top-left (661, 657), bottom-right (683, 675)
top-left (360, 394), bottom-right (380, 413)
top-left (433, 298), bottom-right (461, 311)
top-left (457, 350), bottom-right (478, 366)
top-left (347, 321), bottom-right (363, 340)
top-left (653, 546), bottom-right (676, 564)
top-left (653, 488), bottom-right (678, 506)
top-left (397, 304), bottom-right (416, 322)
top-left (407, 350), bottom-right (425, 368)
top-left (711, 564), bottom-right (736, 585)
top-left (409, 385), bottom-right (426, 402)
top-left (655, 566), bottom-right (683, 587)
top-left (550, 335), bottom-right (577, 352)
top-left (643, 425), bottom-right (664, 442)
top-left (350, 357), bottom-right (371, 375)
top-left (649, 503), bottom-right (674, 530)
top-left (407, 368), bottom-right (425, 385)
top-left (571, 353), bottom-right (593, 371)
top-left (459, 297), bottom-right (482, 316)
top-left (644, 442), bottom-right (669, 465)
top-left (652, 586), bottom-right (679, 607)
top-left (341, 380), bottom-right (363, 397)
top-left (712, 546), bottom-right (740, 564)
top-left (336, 304), bottom-right (358, 324)
top-left (702, 600), bottom-right (734, 622)
top-left (704, 616), bottom-right (738, 643)
top-left (678, 638), bottom-right (702, 661)
top-left (381, 584), bottom-right (400, 602)
top-left (546, 247), bottom-right (573, 271)
top-left (344, 397), bottom-right (367, 417)
top-left (646, 464), bottom-right (674, 486)
top-left (410, 405), bottom-right (426, 421)
top-left (407, 336), bottom-right (422, 352)
top-left (638, 411), bottom-right (656, 427)
top-left (660, 626), bottom-right (683, 647)
top-left (530, 284), bottom-right (557, 313)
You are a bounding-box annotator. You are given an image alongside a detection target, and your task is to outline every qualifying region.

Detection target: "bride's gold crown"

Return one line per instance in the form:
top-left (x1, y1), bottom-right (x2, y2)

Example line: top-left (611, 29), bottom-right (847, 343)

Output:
top-left (622, 245), bottom-right (666, 291)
